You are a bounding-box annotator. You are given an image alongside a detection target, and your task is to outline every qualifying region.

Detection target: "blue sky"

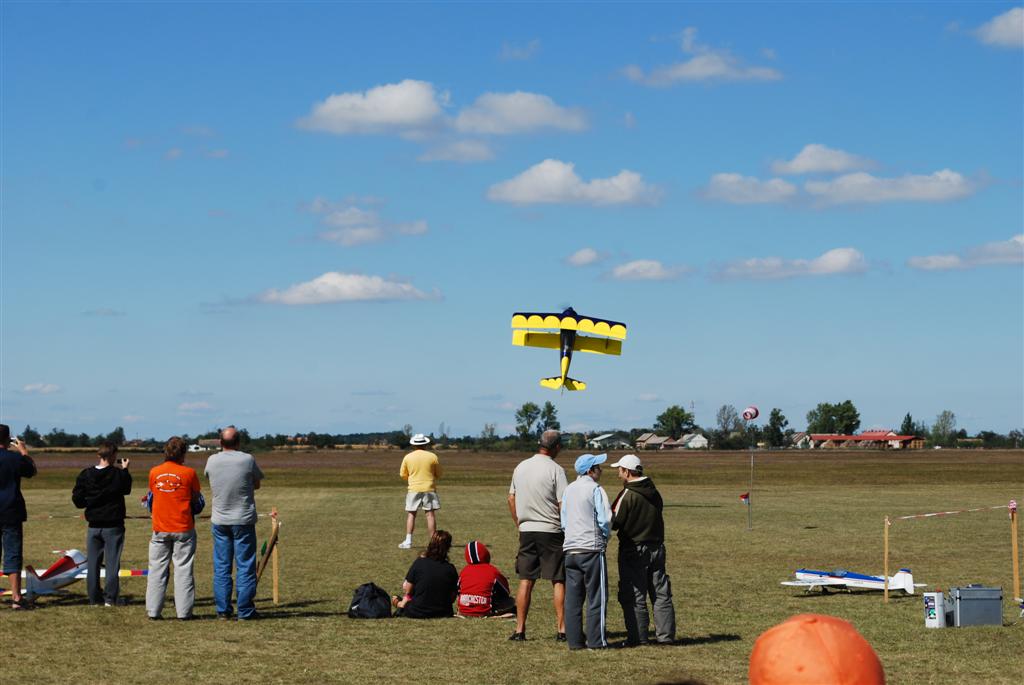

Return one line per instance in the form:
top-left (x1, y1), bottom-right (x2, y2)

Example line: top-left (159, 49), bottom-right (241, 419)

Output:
top-left (2, 2), bottom-right (1022, 439)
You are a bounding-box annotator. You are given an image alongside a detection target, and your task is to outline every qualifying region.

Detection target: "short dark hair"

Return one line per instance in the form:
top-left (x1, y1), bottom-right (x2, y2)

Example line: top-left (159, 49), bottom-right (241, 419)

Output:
top-left (164, 437), bottom-right (187, 463)
top-left (627, 466), bottom-right (643, 477)
top-left (0, 424), bottom-right (9, 445)
top-left (98, 441), bottom-right (118, 462)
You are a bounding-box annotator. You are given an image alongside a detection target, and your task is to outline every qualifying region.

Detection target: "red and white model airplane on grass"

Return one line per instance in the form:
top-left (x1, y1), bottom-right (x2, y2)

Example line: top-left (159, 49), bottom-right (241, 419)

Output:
top-left (2, 549), bottom-right (147, 601)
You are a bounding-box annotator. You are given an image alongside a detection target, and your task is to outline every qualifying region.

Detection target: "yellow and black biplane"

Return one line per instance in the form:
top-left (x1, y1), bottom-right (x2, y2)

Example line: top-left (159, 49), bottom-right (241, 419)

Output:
top-left (511, 307), bottom-right (627, 391)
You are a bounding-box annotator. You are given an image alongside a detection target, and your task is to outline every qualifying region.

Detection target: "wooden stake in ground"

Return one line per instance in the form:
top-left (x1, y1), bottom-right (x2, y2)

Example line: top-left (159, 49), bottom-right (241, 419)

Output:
top-left (883, 516), bottom-right (890, 604)
top-left (256, 508), bottom-right (280, 605)
top-left (271, 507), bottom-right (280, 605)
top-left (1010, 500), bottom-right (1020, 603)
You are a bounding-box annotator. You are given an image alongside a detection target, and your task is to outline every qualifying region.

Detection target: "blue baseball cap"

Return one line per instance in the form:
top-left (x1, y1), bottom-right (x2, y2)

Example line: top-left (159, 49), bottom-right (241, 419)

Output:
top-left (574, 453), bottom-right (607, 475)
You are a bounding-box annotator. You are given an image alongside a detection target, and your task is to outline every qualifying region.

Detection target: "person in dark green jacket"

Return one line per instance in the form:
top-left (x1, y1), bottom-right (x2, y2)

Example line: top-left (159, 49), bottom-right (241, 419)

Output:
top-left (610, 454), bottom-right (676, 645)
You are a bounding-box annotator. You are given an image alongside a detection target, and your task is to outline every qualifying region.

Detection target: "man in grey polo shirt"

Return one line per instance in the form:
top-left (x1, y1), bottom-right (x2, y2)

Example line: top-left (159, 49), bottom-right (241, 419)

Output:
top-left (205, 426), bottom-right (265, 620)
top-left (507, 429), bottom-right (568, 642)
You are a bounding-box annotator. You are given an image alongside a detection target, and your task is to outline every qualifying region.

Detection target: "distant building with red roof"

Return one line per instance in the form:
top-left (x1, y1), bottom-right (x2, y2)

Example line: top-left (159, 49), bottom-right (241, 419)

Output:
top-left (809, 430), bottom-right (924, 450)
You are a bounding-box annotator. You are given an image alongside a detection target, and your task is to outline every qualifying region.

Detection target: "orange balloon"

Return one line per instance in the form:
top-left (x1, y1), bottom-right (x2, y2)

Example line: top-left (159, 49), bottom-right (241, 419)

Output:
top-left (749, 613), bottom-right (885, 685)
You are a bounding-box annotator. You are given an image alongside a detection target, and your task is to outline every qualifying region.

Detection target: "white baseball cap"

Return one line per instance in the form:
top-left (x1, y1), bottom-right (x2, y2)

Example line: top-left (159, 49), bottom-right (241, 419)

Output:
top-left (409, 433), bottom-right (431, 446)
top-left (609, 454), bottom-right (642, 471)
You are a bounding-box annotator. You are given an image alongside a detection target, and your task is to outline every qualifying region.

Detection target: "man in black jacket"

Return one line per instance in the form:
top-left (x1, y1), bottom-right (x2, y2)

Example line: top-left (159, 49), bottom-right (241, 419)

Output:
top-left (1, 424), bottom-right (36, 609)
top-left (610, 454), bottom-right (676, 646)
top-left (72, 441), bottom-right (132, 606)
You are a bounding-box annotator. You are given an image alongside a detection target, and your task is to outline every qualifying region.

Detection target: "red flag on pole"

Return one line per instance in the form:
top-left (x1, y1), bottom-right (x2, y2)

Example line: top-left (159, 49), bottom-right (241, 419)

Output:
top-left (740, 492), bottom-right (750, 504)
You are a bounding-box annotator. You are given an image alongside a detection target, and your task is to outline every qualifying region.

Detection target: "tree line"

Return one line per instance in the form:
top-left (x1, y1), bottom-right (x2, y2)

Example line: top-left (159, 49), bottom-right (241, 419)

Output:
top-left (10, 400), bottom-right (1022, 451)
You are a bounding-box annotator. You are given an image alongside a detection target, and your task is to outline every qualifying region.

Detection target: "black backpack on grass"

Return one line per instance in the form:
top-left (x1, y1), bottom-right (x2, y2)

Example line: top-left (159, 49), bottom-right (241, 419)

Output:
top-left (347, 582), bottom-right (392, 619)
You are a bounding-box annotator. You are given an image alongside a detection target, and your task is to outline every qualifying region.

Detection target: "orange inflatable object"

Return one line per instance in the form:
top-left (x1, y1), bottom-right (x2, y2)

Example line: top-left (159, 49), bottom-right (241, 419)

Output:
top-left (749, 613), bottom-right (885, 685)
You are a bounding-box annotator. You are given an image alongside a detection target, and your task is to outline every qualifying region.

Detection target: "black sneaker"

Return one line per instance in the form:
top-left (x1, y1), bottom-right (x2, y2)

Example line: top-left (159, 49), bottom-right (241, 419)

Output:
top-left (508, 631), bottom-right (526, 641)
top-left (217, 612), bottom-right (233, 621)
top-left (238, 611), bottom-right (260, 621)
top-left (556, 632), bottom-right (567, 642)
top-left (147, 615), bottom-right (163, 621)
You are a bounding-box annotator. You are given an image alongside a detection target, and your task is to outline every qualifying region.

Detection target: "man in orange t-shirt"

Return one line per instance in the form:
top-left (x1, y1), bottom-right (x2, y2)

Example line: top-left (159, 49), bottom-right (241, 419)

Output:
top-left (145, 436), bottom-right (201, 620)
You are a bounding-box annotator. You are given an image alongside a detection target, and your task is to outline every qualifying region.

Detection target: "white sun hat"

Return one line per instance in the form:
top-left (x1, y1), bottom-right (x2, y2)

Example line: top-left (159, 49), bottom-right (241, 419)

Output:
top-left (609, 454), bottom-right (642, 471)
top-left (409, 433), bottom-right (431, 446)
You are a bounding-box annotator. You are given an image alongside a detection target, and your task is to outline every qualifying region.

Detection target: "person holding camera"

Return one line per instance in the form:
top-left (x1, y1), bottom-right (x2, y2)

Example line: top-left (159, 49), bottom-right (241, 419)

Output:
top-left (0, 424), bottom-right (36, 610)
top-left (72, 440), bottom-right (132, 606)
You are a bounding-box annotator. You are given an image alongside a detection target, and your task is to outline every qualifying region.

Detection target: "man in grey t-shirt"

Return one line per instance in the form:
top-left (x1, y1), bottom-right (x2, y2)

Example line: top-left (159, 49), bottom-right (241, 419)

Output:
top-left (204, 426), bottom-right (264, 620)
top-left (506, 429), bottom-right (568, 642)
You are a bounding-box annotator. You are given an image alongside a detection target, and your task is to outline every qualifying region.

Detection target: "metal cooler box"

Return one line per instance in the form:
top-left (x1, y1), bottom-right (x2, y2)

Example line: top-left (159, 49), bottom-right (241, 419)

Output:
top-left (950, 585), bottom-right (1002, 627)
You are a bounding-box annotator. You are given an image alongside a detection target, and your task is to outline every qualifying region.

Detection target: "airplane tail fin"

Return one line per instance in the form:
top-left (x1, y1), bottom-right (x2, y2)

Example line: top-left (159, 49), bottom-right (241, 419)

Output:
top-left (892, 569), bottom-right (915, 594)
top-left (539, 377), bottom-right (586, 391)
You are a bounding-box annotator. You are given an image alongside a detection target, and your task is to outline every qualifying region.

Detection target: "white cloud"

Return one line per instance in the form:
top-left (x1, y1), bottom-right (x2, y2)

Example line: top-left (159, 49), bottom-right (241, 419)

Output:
top-left (623, 111), bottom-right (637, 129)
top-left (771, 144), bottom-right (874, 175)
top-left (500, 39), bottom-right (541, 61)
top-left (122, 415), bottom-right (145, 423)
top-left (637, 393), bottom-right (661, 402)
top-left (610, 259), bottom-right (684, 281)
top-left (454, 92), bottom-right (586, 135)
top-left (296, 80), bottom-right (446, 135)
top-left (566, 247), bottom-right (604, 267)
top-left (258, 272), bottom-right (436, 305)
top-left (164, 148), bottom-right (183, 160)
top-left (624, 27), bottom-right (782, 86)
top-left (716, 247), bottom-right (868, 280)
top-left (907, 235), bottom-right (1024, 271)
top-left (804, 169), bottom-right (974, 205)
top-left (177, 401), bottom-right (214, 415)
top-left (418, 139), bottom-right (495, 162)
top-left (703, 173), bottom-right (797, 204)
top-left (204, 149), bottom-right (230, 159)
top-left (309, 198), bottom-right (428, 246)
top-left (22, 383), bottom-right (60, 395)
top-left (974, 8), bottom-right (1024, 48)
top-left (488, 159), bottom-right (659, 206)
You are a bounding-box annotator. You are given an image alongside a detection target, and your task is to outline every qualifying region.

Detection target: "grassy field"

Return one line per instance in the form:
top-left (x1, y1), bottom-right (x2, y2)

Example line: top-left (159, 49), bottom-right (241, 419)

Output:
top-left (2, 449), bottom-right (1022, 684)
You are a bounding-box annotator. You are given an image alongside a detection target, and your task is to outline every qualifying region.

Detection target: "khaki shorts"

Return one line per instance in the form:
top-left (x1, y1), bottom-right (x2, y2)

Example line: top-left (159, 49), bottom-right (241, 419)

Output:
top-left (405, 491), bottom-right (441, 512)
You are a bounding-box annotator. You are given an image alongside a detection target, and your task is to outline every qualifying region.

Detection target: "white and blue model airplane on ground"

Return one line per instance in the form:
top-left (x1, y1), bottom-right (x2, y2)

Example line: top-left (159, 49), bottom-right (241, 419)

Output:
top-left (781, 567), bottom-right (926, 594)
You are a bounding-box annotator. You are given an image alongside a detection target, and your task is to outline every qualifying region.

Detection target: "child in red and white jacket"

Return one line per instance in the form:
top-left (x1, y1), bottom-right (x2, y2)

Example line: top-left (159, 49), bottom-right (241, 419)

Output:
top-left (457, 540), bottom-right (516, 617)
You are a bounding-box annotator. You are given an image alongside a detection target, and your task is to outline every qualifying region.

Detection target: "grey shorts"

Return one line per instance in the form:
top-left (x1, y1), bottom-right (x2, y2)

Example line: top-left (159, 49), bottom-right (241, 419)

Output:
top-left (405, 491), bottom-right (441, 512)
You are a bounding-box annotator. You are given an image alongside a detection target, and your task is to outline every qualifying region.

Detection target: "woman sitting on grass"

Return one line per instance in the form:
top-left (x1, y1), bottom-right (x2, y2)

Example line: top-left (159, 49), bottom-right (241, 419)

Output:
top-left (393, 530), bottom-right (458, 618)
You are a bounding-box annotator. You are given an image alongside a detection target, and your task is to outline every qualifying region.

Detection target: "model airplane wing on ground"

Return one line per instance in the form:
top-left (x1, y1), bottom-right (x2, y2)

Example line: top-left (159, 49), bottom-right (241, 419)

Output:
top-left (511, 307), bottom-right (627, 391)
top-left (781, 568), bottom-right (926, 594)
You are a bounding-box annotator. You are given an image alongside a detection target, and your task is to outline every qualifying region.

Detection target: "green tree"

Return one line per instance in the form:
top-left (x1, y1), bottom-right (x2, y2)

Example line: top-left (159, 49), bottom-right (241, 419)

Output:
top-left (899, 413), bottom-right (916, 436)
top-left (716, 405), bottom-right (742, 435)
top-left (806, 400), bottom-right (860, 434)
top-left (105, 426), bottom-right (126, 446)
top-left (654, 405), bottom-right (696, 439)
top-left (480, 423), bottom-right (497, 442)
top-left (537, 401), bottom-right (560, 435)
top-left (21, 425), bottom-right (43, 447)
top-left (765, 408), bottom-right (789, 448)
top-left (515, 402), bottom-right (541, 439)
top-left (931, 410), bottom-right (957, 446)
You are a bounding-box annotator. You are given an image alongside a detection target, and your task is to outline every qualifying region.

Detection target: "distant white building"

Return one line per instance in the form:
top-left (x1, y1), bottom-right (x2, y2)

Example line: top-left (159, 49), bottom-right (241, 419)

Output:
top-left (681, 433), bottom-right (709, 449)
top-left (587, 433), bottom-right (632, 450)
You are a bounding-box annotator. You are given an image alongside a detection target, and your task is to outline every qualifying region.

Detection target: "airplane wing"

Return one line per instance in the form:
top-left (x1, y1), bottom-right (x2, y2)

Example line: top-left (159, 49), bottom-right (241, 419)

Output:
top-left (511, 331), bottom-right (560, 349)
top-left (511, 312), bottom-right (627, 340)
top-left (573, 335), bottom-right (622, 356)
top-left (781, 579), bottom-right (850, 587)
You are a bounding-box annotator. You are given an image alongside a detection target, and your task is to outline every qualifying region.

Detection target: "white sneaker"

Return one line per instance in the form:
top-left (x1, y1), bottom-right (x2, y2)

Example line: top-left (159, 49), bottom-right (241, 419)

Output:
top-left (398, 540), bottom-right (412, 549)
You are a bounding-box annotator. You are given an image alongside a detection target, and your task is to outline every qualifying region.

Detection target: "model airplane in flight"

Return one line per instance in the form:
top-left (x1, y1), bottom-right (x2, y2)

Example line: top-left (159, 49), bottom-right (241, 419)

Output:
top-left (781, 567), bottom-right (925, 595)
top-left (511, 307), bottom-right (627, 391)
top-left (1, 549), bottom-right (147, 601)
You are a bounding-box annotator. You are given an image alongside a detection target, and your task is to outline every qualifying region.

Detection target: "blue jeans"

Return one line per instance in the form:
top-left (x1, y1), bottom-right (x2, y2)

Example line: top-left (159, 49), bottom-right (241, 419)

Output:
top-left (211, 524), bottom-right (258, 618)
top-left (1, 522), bottom-right (24, 574)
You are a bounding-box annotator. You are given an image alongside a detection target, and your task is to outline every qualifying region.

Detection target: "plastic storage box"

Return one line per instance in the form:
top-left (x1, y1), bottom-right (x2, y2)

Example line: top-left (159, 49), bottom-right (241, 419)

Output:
top-left (950, 585), bottom-right (1002, 627)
